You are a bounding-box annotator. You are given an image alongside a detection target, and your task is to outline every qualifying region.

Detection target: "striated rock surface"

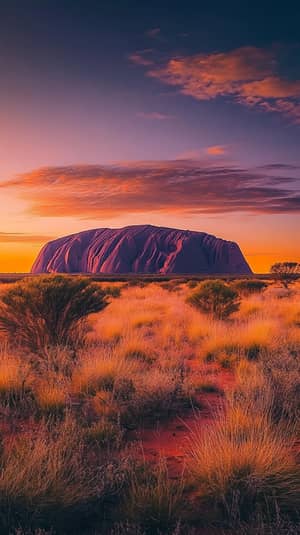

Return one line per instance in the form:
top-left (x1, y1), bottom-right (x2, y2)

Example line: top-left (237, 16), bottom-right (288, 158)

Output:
top-left (31, 225), bottom-right (252, 275)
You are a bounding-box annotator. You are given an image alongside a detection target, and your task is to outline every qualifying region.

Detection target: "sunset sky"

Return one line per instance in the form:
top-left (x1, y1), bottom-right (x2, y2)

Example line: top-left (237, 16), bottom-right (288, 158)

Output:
top-left (1, 1), bottom-right (299, 273)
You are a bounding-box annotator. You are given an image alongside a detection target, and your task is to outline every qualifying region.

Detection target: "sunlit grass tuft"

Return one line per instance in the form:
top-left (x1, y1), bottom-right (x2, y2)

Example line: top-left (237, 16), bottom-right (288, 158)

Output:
top-left (123, 459), bottom-right (184, 533)
top-left (71, 350), bottom-right (141, 395)
top-left (188, 394), bottom-right (300, 523)
top-left (34, 380), bottom-right (68, 415)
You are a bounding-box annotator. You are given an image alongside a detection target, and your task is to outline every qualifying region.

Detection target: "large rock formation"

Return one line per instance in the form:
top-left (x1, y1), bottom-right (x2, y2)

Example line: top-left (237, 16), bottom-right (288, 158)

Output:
top-left (31, 225), bottom-right (252, 275)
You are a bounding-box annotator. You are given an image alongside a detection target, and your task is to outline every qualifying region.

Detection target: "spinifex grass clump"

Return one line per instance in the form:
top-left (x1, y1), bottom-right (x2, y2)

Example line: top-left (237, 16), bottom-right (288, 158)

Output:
top-left (187, 280), bottom-right (240, 319)
top-left (0, 275), bottom-right (108, 355)
top-left (188, 395), bottom-right (300, 525)
top-left (0, 354), bottom-right (30, 407)
top-left (123, 459), bottom-right (184, 533)
top-left (0, 417), bottom-right (91, 530)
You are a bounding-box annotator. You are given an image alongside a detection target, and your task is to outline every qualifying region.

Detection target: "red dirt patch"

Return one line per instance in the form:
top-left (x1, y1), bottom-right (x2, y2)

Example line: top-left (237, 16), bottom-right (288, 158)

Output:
top-left (130, 366), bottom-right (234, 478)
top-left (133, 396), bottom-right (220, 477)
top-left (131, 367), bottom-right (234, 477)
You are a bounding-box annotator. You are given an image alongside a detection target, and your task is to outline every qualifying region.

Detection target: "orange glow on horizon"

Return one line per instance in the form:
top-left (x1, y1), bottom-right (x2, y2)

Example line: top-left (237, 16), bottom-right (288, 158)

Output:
top-left (0, 244), bottom-right (42, 273)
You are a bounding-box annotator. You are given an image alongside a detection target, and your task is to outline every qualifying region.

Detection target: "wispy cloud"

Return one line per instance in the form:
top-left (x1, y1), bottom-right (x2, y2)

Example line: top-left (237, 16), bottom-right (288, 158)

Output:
top-left (2, 161), bottom-right (299, 219)
top-left (146, 27), bottom-right (161, 38)
top-left (136, 111), bottom-right (173, 120)
top-left (176, 146), bottom-right (228, 159)
top-left (257, 163), bottom-right (300, 171)
top-left (142, 46), bottom-right (300, 123)
top-left (0, 233), bottom-right (53, 243)
top-left (128, 52), bottom-right (154, 66)
top-left (205, 145), bottom-right (227, 156)
top-left (175, 149), bottom-right (203, 160)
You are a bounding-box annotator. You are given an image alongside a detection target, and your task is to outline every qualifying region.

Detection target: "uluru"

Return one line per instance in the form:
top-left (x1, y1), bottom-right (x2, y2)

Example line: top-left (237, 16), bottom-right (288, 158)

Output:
top-left (31, 225), bottom-right (252, 275)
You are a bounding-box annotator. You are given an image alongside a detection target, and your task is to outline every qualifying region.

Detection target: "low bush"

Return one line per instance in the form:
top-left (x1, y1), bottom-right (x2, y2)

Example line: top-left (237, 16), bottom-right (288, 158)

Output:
top-left (0, 275), bottom-right (108, 355)
top-left (187, 280), bottom-right (240, 319)
top-left (187, 280), bottom-right (198, 289)
top-left (104, 285), bottom-right (122, 299)
top-left (233, 279), bottom-right (268, 295)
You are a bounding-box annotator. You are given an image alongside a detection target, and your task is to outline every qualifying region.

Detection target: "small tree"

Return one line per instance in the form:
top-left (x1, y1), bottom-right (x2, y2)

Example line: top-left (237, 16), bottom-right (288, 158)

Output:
top-left (0, 275), bottom-right (108, 354)
top-left (270, 262), bottom-right (300, 289)
top-left (187, 280), bottom-right (240, 319)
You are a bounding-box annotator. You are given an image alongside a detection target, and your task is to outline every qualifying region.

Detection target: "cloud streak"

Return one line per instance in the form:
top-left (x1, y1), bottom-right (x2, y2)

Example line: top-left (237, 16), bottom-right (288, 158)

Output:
top-left (2, 161), bottom-right (300, 219)
top-left (142, 46), bottom-right (300, 123)
top-left (146, 27), bottom-right (161, 38)
top-left (205, 145), bottom-right (227, 156)
top-left (0, 233), bottom-right (54, 243)
top-left (136, 111), bottom-right (173, 120)
top-left (128, 52), bottom-right (154, 66)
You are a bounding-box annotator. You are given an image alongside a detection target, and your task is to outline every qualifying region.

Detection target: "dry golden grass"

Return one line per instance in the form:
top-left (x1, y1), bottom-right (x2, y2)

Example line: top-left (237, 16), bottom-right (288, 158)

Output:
top-left (88, 389), bottom-right (117, 418)
top-left (0, 356), bottom-right (22, 394)
top-left (0, 279), bottom-right (299, 533)
top-left (0, 350), bottom-right (31, 400)
top-left (123, 458), bottom-right (184, 532)
top-left (34, 380), bottom-right (68, 413)
top-left (200, 317), bottom-right (279, 360)
top-left (0, 416), bottom-right (99, 534)
top-left (0, 283), bottom-right (13, 294)
top-left (186, 313), bottom-right (213, 343)
top-left (188, 393), bottom-right (300, 522)
top-left (71, 349), bottom-right (141, 395)
top-left (89, 281), bottom-right (300, 364)
top-left (117, 332), bottom-right (155, 364)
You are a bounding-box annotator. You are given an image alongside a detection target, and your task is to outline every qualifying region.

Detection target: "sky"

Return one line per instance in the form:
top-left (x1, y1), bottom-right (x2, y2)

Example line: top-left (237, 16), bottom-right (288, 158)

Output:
top-left (0, 0), bottom-right (299, 273)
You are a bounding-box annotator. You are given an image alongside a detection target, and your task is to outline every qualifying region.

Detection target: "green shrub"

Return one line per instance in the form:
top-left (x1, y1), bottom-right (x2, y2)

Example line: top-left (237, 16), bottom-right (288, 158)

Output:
top-left (233, 280), bottom-right (268, 296)
top-left (126, 279), bottom-right (146, 288)
top-left (187, 280), bottom-right (198, 289)
top-left (187, 280), bottom-right (240, 319)
top-left (0, 275), bottom-right (108, 355)
top-left (104, 286), bottom-right (122, 298)
top-left (161, 281), bottom-right (180, 292)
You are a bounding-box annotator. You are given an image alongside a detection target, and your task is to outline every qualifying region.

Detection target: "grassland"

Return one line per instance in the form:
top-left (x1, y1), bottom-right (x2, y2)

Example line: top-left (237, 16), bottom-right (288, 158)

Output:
top-left (0, 275), bottom-right (299, 534)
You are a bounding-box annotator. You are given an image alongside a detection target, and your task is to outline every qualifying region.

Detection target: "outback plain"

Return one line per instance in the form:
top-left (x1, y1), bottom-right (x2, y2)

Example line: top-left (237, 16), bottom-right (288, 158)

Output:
top-left (0, 274), bottom-right (299, 535)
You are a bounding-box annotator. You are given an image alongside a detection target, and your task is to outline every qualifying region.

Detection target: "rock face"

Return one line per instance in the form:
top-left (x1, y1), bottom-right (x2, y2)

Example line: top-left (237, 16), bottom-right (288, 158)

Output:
top-left (31, 225), bottom-right (252, 275)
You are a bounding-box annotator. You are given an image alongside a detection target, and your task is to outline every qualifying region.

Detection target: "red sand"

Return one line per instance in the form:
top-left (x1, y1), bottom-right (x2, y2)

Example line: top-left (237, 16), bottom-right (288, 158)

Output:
top-left (131, 366), bottom-right (235, 477)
